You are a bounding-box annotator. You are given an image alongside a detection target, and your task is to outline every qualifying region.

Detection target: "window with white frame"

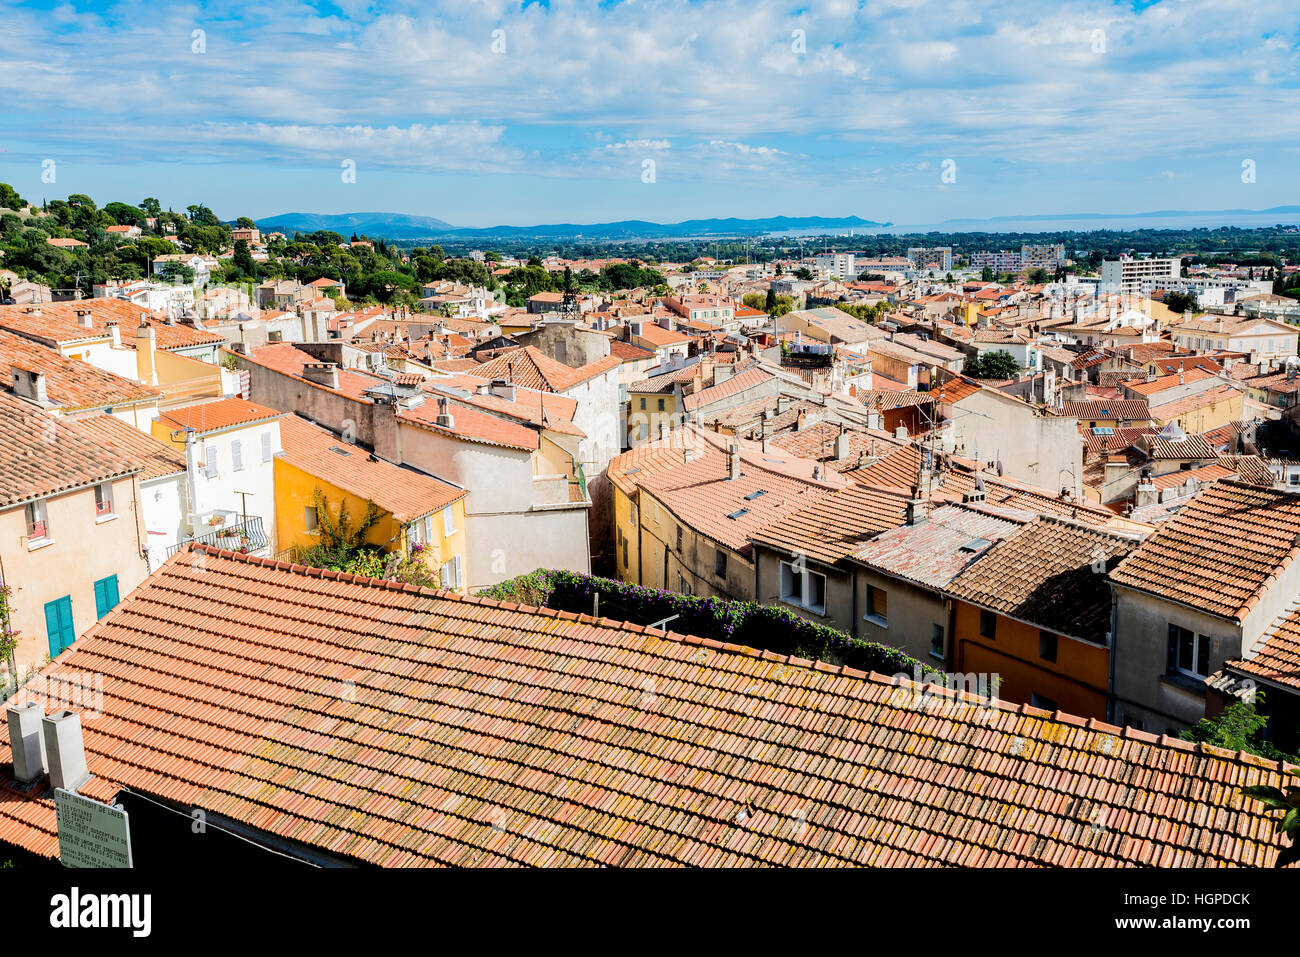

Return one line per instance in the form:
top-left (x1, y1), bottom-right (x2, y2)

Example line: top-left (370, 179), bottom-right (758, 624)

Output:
top-left (204, 446), bottom-right (219, 479)
top-left (779, 560), bottom-right (826, 615)
top-left (1168, 623), bottom-right (1212, 679)
top-left (231, 439), bottom-right (244, 471)
top-left (440, 554), bottom-right (462, 590)
top-left (25, 500), bottom-right (50, 542)
top-left (94, 482), bottom-right (114, 518)
top-left (261, 432), bottom-right (273, 463)
top-left (442, 505), bottom-right (455, 537)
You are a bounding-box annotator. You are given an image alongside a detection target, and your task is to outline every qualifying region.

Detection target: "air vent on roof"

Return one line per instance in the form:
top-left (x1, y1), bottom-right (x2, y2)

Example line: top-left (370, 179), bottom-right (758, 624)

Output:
top-left (743, 489), bottom-right (767, 500)
top-left (329, 446), bottom-right (351, 456)
top-left (960, 537), bottom-right (992, 553)
top-left (726, 509), bottom-right (750, 520)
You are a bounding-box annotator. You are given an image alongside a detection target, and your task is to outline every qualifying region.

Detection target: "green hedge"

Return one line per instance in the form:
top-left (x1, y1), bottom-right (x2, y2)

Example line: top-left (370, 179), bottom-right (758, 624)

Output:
top-left (479, 569), bottom-right (927, 676)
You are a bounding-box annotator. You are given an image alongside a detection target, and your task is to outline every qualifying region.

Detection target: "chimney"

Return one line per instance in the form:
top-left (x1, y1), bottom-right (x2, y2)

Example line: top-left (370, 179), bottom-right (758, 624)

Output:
top-left (1135, 472), bottom-right (1158, 509)
top-left (42, 709), bottom-right (90, 792)
top-left (75, 307), bottom-right (93, 329)
top-left (834, 429), bottom-right (851, 460)
top-left (6, 702), bottom-right (47, 787)
top-left (728, 442), bottom-right (741, 480)
top-left (135, 321), bottom-right (158, 386)
top-left (105, 320), bottom-right (121, 348)
top-left (894, 425), bottom-right (909, 440)
top-left (436, 396), bottom-right (456, 429)
top-left (489, 379), bottom-right (517, 402)
top-left (812, 463), bottom-right (824, 480)
top-left (10, 366), bottom-right (49, 405)
top-left (301, 362), bottom-right (340, 390)
top-left (906, 486), bottom-right (928, 525)
top-left (776, 395), bottom-right (791, 414)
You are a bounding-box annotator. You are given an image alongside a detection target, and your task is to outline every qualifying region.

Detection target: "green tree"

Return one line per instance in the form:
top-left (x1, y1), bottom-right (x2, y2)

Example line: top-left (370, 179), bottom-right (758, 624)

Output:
top-left (963, 350), bottom-right (1021, 379)
top-left (1164, 291), bottom-right (1197, 313)
top-left (0, 183), bottom-right (27, 211)
top-left (232, 238), bottom-right (257, 277)
top-left (1242, 767), bottom-right (1300, 868)
top-left (1181, 693), bottom-right (1297, 764)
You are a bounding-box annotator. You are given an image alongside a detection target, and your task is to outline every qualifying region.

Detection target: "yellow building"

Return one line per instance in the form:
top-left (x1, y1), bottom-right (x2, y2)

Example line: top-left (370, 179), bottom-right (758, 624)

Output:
top-left (274, 414), bottom-right (470, 590)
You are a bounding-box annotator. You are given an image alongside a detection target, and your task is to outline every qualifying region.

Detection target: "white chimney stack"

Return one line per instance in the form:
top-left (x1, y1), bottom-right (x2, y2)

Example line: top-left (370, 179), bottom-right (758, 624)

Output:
top-left (6, 702), bottom-right (47, 787)
top-left (42, 709), bottom-right (90, 792)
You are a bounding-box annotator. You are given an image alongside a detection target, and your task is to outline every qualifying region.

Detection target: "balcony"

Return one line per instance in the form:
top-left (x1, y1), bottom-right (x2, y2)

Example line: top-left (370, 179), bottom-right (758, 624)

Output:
top-left (167, 517), bottom-right (268, 558)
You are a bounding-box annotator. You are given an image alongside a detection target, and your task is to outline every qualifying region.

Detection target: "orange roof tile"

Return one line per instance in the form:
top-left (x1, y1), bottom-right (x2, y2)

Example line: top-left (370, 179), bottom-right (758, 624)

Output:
top-left (2, 545), bottom-right (1290, 867)
top-left (0, 394), bottom-right (141, 508)
top-left (158, 397), bottom-right (284, 435)
top-left (277, 415), bottom-right (466, 522)
top-left (1110, 481), bottom-right (1300, 621)
top-left (0, 329), bottom-right (160, 412)
top-left (72, 414), bottom-right (186, 481)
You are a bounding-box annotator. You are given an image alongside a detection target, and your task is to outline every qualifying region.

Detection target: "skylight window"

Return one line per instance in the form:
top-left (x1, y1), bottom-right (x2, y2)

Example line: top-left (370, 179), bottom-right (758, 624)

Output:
top-left (744, 489), bottom-right (767, 500)
top-left (329, 446), bottom-right (351, 456)
top-left (726, 509), bottom-right (750, 520)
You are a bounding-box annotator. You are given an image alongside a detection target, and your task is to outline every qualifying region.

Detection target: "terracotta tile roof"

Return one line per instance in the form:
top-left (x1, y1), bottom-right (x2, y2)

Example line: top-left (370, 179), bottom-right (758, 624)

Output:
top-left (1218, 454), bottom-right (1276, 487)
top-left (1126, 368), bottom-right (1218, 397)
top-left (423, 375), bottom-right (583, 439)
top-left (1148, 464), bottom-right (1236, 491)
top-left (851, 504), bottom-right (1028, 590)
top-left (631, 442), bottom-right (836, 557)
top-left (0, 393), bottom-right (141, 509)
top-left (1061, 400), bottom-right (1152, 421)
top-left (1082, 427), bottom-right (1154, 454)
top-left (1110, 481), bottom-right (1300, 621)
top-left (1229, 602), bottom-right (1300, 692)
top-left (277, 415), bottom-right (466, 522)
top-left (473, 346), bottom-right (620, 393)
top-left (929, 378), bottom-right (980, 404)
top-left (750, 483), bottom-right (912, 565)
top-left (682, 365), bottom-right (775, 413)
top-left (245, 343), bottom-right (389, 401)
top-left (1148, 385), bottom-right (1239, 421)
top-left (1139, 434), bottom-right (1217, 460)
top-left (0, 329), bottom-right (161, 412)
top-left (0, 298), bottom-right (225, 350)
top-left (72, 414), bottom-right (186, 481)
top-left (945, 517), bottom-right (1141, 643)
top-left (399, 395), bottom-right (541, 452)
top-left (859, 389), bottom-right (935, 410)
top-left (607, 339), bottom-right (657, 361)
top-left (158, 397), bottom-right (284, 435)
top-left (0, 544), bottom-right (1291, 867)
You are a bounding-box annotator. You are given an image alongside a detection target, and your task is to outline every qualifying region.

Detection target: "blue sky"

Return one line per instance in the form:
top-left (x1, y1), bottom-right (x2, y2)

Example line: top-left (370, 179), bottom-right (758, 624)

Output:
top-left (1, 0), bottom-right (1297, 227)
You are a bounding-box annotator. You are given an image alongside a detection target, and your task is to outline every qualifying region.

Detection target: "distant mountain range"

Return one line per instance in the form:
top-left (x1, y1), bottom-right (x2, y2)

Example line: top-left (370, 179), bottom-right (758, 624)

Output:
top-left (251, 213), bottom-right (887, 241)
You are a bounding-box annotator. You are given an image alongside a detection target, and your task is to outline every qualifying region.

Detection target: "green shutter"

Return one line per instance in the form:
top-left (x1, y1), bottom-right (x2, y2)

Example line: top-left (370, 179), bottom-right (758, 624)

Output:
top-left (94, 575), bottom-right (120, 619)
top-left (44, 596), bottom-right (75, 656)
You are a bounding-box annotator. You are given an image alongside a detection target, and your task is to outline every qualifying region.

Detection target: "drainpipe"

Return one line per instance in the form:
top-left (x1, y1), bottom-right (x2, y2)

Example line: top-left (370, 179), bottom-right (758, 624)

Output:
top-left (1106, 593), bottom-right (1119, 724)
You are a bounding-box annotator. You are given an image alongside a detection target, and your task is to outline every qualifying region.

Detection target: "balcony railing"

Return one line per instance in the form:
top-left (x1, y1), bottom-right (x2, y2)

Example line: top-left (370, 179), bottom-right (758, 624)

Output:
top-left (167, 517), bottom-right (267, 558)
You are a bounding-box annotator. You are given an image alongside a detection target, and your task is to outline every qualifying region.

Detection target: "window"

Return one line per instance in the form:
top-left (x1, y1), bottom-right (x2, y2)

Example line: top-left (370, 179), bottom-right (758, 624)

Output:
top-left (930, 624), bottom-right (945, 659)
top-left (231, 439), bottom-right (244, 471)
top-left (204, 446), bottom-right (219, 479)
top-left (94, 482), bottom-right (115, 518)
top-left (714, 549), bottom-right (727, 578)
top-left (1030, 693), bottom-right (1058, 711)
top-left (678, 574), bottom-right (692, 595)
top-left (93, 574), bottom-right (120, 620)
top-left (440, 555), bottom-right (463, 590)
top-left (304, 506), bottom-right (320, 533)
top-left (865, 585), bottom-right (888, 626)
top-left (261, 432), bottom-right (273, 463)
top-left (676, 526), bottom-right (683, 552)
top-left (1168, 623), bottom-right (1212, 679)
top-left (979, 609), bottom-right (997, 638)
top-left (442, 506), bottom-right (455, 537)
top-left (658, 398), bottom-right (665, 411)
top-left (44, 595), bottom-right (75, 657)
top-left (779, 560), bottom-right (826, 615)
top-left (640, 398), bottom-right (646, 410)
top-left (1039, 631), bottom-right (1058, 662)
top-left (25, 500), bottom-right (49, 543)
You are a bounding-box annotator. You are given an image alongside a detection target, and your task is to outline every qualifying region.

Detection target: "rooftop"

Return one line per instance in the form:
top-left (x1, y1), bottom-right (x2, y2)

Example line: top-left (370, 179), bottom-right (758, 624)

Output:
top-left (4, 545), bottom-right (1288, 867)
top-left (1110, 481), bottom-right (1300, 622)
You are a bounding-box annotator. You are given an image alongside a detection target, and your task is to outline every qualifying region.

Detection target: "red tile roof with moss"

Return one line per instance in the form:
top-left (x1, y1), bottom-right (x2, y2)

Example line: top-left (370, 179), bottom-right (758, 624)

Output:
top-left (1, 544), bottom-right (1291, 867)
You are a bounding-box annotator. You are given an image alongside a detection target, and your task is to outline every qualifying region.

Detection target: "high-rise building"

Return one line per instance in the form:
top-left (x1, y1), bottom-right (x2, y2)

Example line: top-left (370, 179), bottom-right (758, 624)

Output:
top-left (1100, 256), bottom-right (1180, 294)
top-left (1021, 243), bottom-right (1066, 269)
top-left (906, 246), bottom-right (953, 272)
